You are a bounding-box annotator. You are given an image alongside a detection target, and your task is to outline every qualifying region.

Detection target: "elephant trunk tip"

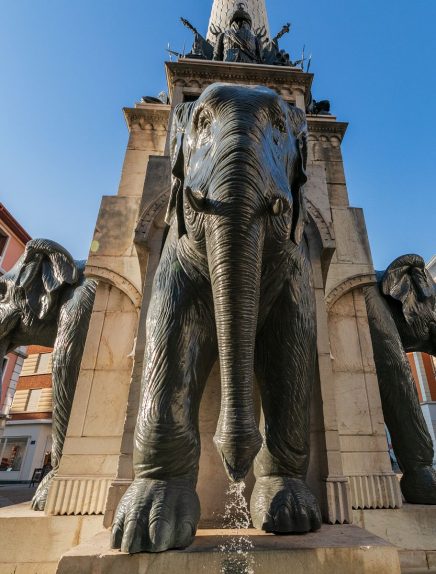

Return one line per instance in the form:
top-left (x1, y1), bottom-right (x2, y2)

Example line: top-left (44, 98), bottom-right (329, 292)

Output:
top-left (214, 434), bottom-right (262, 482)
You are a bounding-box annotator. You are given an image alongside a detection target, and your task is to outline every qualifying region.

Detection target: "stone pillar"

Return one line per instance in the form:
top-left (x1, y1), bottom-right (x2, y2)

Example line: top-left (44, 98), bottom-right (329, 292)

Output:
top-left (308, 117), bottom-right (403, 511)
top-left (207, 0), bottom-right (270, 42)
top-left (45, 104), bottom-right (169, 516)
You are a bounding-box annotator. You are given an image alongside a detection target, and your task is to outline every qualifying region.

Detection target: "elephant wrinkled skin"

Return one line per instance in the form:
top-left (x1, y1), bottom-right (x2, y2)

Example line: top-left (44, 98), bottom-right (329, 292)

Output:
top-left (0, 239), bottom-right (96, 510)
top-left (365, 254), bottom-right (436, 504)
top-left (111, 84), bottom-right (321, 554)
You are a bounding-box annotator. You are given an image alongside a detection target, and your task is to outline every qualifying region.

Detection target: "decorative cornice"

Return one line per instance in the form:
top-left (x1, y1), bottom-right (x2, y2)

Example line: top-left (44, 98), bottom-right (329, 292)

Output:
top-left (166, 60), bottom-right (313, 100)
top-left (308, 117), bottom-right (348, 141)
top-left (326, 273), bottom-right (377, 311)
top-left (123, 106), bottom-right (171, 132)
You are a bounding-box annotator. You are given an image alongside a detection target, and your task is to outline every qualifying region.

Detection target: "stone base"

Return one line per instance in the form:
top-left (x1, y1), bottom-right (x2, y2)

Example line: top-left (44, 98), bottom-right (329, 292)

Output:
top-left (354, 504), bottom-right (436, 573)
top-left (0, 503), bottom-right (103, 574)
top-left (57, 525), bottom-right (401, 574)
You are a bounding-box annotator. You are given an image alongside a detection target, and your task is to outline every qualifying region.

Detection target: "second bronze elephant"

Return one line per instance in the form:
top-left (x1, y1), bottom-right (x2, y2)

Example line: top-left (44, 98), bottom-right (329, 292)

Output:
top-left (365, 254), bottom-right (436, 504)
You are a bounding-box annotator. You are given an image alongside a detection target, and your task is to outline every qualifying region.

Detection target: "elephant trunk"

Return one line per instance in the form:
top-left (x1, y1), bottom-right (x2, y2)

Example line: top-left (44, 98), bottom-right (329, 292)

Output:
top-left (206, 212), bottom-right (264, 482)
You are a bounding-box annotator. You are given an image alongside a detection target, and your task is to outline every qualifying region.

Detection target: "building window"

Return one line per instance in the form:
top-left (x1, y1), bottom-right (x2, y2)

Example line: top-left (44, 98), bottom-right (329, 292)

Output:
top-left (0, 230), bottom-right (8, 259)
top-left (0, 437), bottom-right (28, 472)
top-left (20, 352), bottom-right (53, 376)
top-left (10, 388), bottom-right (53, 413)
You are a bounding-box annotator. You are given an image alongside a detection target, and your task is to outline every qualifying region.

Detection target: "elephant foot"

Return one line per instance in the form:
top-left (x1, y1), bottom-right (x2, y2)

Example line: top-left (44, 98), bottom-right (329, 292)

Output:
top-left (31, 469), bottom-right (56, 511)
top-left (250, 476), bottom-right (322, 533)
top-left (111, 478), bottom-right (200, 554)
top-left (401, 466), bottom-right (436, 504)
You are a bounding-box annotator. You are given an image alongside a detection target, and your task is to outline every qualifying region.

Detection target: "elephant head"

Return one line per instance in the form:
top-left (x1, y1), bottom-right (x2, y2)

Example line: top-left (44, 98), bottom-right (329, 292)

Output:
top-left (0, 239), bottom-right (79, 380)
top-left (167, 83), bottom-right (308, 479)
top-left (380, 254), bottom-right (436, 355)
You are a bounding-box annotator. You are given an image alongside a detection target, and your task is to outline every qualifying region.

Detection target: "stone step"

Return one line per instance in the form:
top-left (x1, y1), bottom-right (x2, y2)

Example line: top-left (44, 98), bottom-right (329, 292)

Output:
top-left (57, 524), bottom-right (401, 574)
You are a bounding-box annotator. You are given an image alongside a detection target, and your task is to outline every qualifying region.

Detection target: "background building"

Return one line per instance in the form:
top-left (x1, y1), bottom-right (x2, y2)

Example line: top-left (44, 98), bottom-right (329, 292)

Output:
top-left (408, 254), bottom-right (436, 466)
top-left (0, 345), bottom-right (53, 481)
top-left (0, 204), bottom-right (31, 430)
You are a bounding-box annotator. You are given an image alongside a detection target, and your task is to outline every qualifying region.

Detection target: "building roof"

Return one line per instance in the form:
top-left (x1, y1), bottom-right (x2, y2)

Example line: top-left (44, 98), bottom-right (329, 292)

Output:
top-left (0, 203), bottom-right (31, 245)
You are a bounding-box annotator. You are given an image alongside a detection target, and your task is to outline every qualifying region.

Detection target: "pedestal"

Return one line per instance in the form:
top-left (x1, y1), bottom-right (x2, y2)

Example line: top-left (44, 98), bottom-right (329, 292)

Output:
top-left (56, 526), bottom-right (401, 574)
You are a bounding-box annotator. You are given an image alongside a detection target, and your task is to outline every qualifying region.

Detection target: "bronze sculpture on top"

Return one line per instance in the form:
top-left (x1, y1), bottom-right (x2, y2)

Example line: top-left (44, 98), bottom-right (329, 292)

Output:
top-left (181, 3), bottom-right (293, 66)
top-left (0, 239), bottom-right (96, 510)
top-left (111, 83), bottom-right (322, 554)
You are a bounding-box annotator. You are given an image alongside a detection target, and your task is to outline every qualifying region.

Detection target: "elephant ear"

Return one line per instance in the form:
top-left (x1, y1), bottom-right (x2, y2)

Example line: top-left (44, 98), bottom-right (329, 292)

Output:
top-left (16, 239), bottom-right (79, 320)
top-left (287, 105), bottom-right (309, 245)
top-left (381, 254), bottom-right (436, 326)
top-left (165, 101), bottom-right (196, 238)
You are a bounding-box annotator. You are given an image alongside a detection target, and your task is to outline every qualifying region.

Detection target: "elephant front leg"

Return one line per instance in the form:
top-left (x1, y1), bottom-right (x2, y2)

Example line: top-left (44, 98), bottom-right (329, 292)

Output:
top-left (251, 255), bottom-right (321, 533)
top-left (112, 245), bottom-right (216, 553)
top-left (31, 364), bottom-right (71, 511)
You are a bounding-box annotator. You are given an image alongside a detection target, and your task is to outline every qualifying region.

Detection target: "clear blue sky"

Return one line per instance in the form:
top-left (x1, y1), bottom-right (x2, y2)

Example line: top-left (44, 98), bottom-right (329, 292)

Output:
top-left (0, 0), bottom-right (435, 269)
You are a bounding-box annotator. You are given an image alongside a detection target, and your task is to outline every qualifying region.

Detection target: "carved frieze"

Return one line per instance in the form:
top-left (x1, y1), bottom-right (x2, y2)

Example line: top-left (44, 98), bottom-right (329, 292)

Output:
top-left (123, 106), bottom-right (171, 133)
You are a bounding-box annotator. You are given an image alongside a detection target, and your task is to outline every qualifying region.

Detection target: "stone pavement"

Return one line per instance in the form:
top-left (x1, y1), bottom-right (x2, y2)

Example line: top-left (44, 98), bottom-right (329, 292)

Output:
top-left (0, 483), bottom-right (36, 508)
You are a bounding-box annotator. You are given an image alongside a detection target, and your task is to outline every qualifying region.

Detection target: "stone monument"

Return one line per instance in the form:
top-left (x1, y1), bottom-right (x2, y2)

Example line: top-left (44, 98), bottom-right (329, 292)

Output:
top-left (0, 1), bottom-right (435, 573)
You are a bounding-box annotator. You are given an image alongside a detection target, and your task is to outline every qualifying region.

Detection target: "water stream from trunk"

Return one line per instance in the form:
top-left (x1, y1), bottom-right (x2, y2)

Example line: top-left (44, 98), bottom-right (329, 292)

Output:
top-left (219, 481), bottom-right (255, 574)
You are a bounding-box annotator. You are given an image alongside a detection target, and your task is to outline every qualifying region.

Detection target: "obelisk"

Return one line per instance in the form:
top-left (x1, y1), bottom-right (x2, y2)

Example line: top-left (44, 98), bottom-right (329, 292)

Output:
top-left (207, 0), bottom-right (270, 41)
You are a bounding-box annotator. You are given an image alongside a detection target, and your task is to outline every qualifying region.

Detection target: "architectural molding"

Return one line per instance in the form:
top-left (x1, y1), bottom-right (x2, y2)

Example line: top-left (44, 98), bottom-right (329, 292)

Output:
top-left (307, 117), bottom-right (348, 141)
top-left (306, 199), bottom-right (335, 250)
top-left (324, 477), bottom-right (353, 524)
top-left (348, 474), bottom-right (403, 510)
top-left (166, 60), bottom-right (313, 101)
top-left (45, 477), bottom-right (112, 516)
top-left (123, 106), bottom-right (170, 132)
top-left (326, 273), bottom-right (377, 312)
top-left (135, 189), bottom-right (171, 250)
top-left (84, 266), bottom-right (142, 308)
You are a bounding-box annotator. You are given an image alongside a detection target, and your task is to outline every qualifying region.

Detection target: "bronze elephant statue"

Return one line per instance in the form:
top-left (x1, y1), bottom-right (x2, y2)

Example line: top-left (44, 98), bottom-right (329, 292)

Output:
top-left (365, 254), bottom-right (436, 504)
top-left (111, 83), bottom-right (321, 553)
top-left (0, 239), bottom-right (96, 510)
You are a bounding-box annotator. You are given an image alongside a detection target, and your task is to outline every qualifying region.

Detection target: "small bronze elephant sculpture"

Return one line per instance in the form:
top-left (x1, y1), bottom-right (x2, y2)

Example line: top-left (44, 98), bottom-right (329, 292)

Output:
top-left (111, 84), bottom-right (321, 554)
top-left (365, 254), bottom-right (436, 504)
top-left (0, 239), bottom-right (96, 510)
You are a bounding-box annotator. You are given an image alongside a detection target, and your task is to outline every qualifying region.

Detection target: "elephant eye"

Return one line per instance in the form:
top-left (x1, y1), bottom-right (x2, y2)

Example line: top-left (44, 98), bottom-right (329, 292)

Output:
top-left (197, 111), bottom-right (212, 134)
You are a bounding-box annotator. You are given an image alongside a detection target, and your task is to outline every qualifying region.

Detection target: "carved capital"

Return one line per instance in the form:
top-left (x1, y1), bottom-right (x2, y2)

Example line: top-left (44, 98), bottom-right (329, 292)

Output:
top-left (123, 105), bottom-right (170, 132)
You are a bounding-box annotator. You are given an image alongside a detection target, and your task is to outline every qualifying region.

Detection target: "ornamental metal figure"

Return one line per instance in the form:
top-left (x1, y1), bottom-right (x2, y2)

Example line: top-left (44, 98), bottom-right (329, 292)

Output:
top-left (213, 4), bottom-right (262, 63)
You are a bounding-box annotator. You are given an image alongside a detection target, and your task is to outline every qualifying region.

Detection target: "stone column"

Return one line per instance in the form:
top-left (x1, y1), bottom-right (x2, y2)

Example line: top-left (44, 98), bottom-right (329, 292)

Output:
top-left (45, 104), bottom-right (170, 516)
top-left (308, 117), bottom-right (403, 511)
top-left (207, 0), bottom-right (270, 41)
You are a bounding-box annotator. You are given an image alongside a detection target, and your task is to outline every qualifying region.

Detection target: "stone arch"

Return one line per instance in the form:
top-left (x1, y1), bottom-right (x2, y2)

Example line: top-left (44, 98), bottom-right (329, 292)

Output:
top-left (325, 273), bottom-right (377, 312)
top-left (85, 266), bottom-right (142, 309)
